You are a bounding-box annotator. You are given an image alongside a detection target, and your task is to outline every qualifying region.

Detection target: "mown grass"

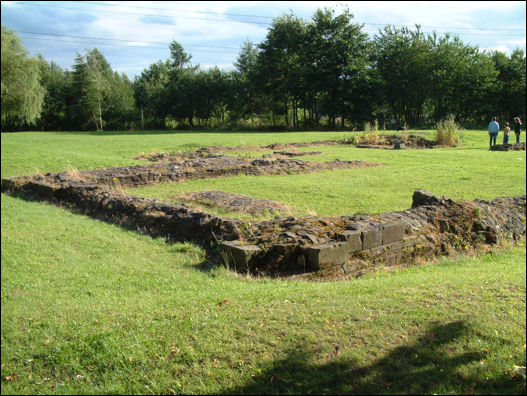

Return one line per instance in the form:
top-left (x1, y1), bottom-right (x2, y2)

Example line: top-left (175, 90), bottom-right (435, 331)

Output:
top-left (123, 131), bottom-right (526, 219)
top-left (1, 129), bottom-right (526, 394)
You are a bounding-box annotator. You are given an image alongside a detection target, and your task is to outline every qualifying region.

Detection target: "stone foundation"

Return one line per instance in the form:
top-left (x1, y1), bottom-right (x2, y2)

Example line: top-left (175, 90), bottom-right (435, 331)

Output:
top-left (2, 151), bottom-right (525, 280)
top-left (490, 142), bottom-right (526, 151)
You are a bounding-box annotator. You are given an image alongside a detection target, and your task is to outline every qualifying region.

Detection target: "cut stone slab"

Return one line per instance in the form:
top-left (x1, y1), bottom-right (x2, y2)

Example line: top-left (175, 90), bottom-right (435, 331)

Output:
top-left (382, 222), bottom-right (406, 245)
top-left (221, 241), bottom-right (262, 270)
top-left (306, 242), bottom-right (351, 270)
top-left (336, 230), bottom-right (362, 252)
top-left (361, 226), bottom-right (383, 249)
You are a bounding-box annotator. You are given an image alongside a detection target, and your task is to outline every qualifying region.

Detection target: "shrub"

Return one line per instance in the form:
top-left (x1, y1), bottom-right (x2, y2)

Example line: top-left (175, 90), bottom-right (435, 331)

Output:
top-left (436, 116), bottom-right (463, 146)
top-left (361, 119), bottom-right (385, 145)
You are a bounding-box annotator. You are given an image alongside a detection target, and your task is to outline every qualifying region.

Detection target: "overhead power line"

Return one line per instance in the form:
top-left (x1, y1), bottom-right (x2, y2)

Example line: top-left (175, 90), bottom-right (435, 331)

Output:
top-left (19, 36), bottom-right (238, 54)
top-left (18, 31), bottom-right (241, 50)
top-left (76, 0), bottom-right (275, 20)
top-left (16, 0), bottom-right (525, 33)
top-left (14, 2), bottom-right (272, 25)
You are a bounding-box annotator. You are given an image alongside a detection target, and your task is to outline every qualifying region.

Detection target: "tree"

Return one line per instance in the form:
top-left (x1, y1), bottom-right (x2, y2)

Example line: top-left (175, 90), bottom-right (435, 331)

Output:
top-left (232, 40), bottom-right (260, 125)
top-left (37, 55), bottom-right (69, 130)
top-left (1, 25), bottom-right (45, 128)
top-left (491, 49), bottom-right (526, 121)
top-left (307, 8), bottom-right (371, 128)
top-left (373, 26), bottom-right (433, 127)
top-left (168, 41), bottom-right (191, 70)
top-left (428, 34), bottom-right (497, 123)
top-left (255, 13), bottom-right (309, 128)
top-left (133, 60), bottom-right (171, 128)
top-left (69, 48), bottom-right (134, 130)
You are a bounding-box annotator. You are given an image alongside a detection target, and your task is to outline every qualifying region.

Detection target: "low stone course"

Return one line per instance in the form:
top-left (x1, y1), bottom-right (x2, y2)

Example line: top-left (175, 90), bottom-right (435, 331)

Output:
top-left (172, 190), bottom-right (293, 215)
top-left (2, 149), bottom-right (525, 280)
top-left (489, 142), bottom-right (526, 151)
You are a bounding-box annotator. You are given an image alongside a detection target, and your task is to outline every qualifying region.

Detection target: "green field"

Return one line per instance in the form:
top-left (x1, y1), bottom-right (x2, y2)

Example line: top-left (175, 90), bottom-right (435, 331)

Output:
top-left (1, 129), bottom-right (526, 394)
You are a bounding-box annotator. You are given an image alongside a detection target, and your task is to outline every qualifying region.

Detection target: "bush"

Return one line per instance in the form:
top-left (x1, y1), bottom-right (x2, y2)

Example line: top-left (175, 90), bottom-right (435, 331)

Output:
top-left (361, 119), bottom-right (385, 145)
top-left (436, 116), bottom-right (463, 146)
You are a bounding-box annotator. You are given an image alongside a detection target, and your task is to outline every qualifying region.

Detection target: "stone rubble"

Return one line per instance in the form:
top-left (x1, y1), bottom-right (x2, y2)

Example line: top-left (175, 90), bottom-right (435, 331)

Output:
top-left (2, 151), bottom-right (525, 280)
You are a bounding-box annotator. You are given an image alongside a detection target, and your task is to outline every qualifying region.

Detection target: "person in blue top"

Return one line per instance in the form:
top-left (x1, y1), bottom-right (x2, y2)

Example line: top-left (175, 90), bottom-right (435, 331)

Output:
top-left (488, 117), bottom-right (499, 148)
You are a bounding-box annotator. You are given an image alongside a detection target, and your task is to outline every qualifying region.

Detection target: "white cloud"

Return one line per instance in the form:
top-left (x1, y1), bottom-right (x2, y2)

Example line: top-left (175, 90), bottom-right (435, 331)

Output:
top-left (2, 1), bottom-right (524, 77)
top-left (483, 45), bottom-right (513, 54)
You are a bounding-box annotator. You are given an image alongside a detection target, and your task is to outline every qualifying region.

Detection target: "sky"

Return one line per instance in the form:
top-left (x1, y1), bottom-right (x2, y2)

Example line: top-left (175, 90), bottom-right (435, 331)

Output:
top-left (1, 1), bottom-right (526, 79)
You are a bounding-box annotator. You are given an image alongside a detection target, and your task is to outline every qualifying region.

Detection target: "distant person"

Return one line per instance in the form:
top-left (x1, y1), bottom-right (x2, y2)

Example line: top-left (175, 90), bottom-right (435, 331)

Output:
top-left (514, 117), bottom-right (522, 143)
top-left (488, 117), bottom-right (499, 147)
top-left (503, 122), bottom-right (510, 144)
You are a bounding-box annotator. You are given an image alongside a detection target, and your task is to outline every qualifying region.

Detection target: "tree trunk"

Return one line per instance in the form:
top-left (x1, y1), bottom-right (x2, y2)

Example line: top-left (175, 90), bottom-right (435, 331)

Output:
top-left (98, 97), bottom-right (103, 131)
top-left (141, 107), bottom-right (144, 129)
top-left (284, 100), bottom-right (289, 128)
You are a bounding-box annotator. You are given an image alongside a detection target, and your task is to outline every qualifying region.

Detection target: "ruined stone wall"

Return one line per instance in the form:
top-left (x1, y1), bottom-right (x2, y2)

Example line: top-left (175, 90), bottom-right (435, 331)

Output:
top-left (7, 155), bottom-right (377, 190)
top-left (221, 191), bottom-right (526, 278)
top-left (2, 154), bottom-right (525, 280)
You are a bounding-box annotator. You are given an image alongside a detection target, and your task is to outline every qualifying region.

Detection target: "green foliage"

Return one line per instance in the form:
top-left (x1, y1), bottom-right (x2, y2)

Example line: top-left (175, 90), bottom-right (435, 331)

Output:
top-left (491, 49), bottom-right (526, 121)
top-left (3, 8), bottom-right (526, 132)
top-left (1, 25), bottom-right (45, 128)
top-left (36, 55), bottom-right (69, 130)
top-left (69, 49), bottom-right (135, 131)
top-left (436, 116), bottom-right (463, 146)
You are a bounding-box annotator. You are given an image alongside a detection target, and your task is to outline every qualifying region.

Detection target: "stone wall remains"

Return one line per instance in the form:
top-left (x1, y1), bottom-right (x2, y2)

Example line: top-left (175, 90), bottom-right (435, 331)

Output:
top-left (2, 153), bottom-right (525, 280)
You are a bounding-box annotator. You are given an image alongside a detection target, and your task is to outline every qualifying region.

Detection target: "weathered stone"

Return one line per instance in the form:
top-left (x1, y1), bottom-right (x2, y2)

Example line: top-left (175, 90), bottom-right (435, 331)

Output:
top-left (2, 150), bottom-right (525, 281)
top-left (221, 241), bottom-right (262, 270)
top-left (489, 142), bottom-right (526, 151)
top-left (382, 222), bottom-right (406, 244)
top-left (343, 260), bottom-right (362, 274)
top-left (297, 231), bottom-right (319, 244)
top-left (412, 190), bottom-right (454, 208)
top-left (393, 142), bottom-right (406, 150)
top-left (384, 254), bottom-right (398, 266)
top-left (336, 230), bottom-right (362, 252)
top-left (306, 242), bottom-right (351, 270)
top-left (361, 226), bottom-right (382, 249)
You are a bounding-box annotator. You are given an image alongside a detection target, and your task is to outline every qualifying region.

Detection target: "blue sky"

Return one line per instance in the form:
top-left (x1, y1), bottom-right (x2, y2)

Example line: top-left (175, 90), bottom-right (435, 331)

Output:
top-left (1, 1), bottom-right (525, 79)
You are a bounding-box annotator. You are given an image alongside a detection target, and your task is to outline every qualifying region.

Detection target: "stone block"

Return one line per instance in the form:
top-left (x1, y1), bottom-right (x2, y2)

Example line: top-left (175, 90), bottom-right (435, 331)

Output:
top-left (336, 230), bottom-right (362, 252)
top-left (221, 241), bottom-right (262, 270)
top-left (306, 242), bottom-right (351, 270)
top-left (382, 222), bottom-right (406, 244)
top-left (384, 254), bottom-right (398, 266)
top-left (361, 226), bottom-right (382, 249)
top-left (343, 260), bottom-right (362, 275)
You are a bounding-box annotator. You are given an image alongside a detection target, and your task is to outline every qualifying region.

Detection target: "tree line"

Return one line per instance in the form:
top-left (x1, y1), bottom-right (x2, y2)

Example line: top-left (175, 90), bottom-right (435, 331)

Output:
top-left (1, 8), bottom-right (525, 132)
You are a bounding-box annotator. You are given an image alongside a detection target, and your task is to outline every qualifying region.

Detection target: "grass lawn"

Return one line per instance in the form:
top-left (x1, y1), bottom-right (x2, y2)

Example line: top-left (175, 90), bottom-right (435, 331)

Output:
top-left (1, 129), bottom-right (526, 394)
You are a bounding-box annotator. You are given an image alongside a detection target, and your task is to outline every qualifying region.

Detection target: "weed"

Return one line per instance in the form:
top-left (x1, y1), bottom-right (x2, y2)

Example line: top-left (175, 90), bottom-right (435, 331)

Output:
top-left (361, 119), bottom-right (385, 145)
top-left (66, 165), bottom-right (83, 181)
top-left (436, 116), bottom-right (463, 146)
top-left (111, 177), bottom-right (123, 192)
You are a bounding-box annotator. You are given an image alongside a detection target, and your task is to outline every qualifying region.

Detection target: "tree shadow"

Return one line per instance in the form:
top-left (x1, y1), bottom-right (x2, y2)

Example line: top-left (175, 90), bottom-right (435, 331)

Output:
top-left (57, 129), bottom-right (335, 137)
top-left (220, 320), bottom-right (523, 395)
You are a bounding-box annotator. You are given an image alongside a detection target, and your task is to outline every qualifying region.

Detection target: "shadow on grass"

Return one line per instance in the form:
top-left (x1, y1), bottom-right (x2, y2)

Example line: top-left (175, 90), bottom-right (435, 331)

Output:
top-left (57, 129), bottom-right (348, 137)
top-left (221, 320), bottom-right (523, 395)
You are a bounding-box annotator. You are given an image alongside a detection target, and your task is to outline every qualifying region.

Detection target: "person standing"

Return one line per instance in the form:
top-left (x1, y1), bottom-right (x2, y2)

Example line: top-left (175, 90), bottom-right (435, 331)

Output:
top-left (514, 117), bottom-right (522, 143)
top-left (488, 117), bottom-right (499, 147)
top-left (503, 122), bottom-right (511, 144)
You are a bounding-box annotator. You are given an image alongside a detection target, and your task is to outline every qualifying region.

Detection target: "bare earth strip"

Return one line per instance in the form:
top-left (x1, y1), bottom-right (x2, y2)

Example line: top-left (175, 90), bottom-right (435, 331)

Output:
top-left (173, 190), bottom-right (293, 215)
